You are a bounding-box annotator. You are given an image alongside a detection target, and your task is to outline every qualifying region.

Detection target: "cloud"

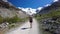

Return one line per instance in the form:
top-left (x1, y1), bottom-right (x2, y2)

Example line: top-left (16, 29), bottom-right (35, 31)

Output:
top-left (53, 0), bottom-right (58, 2)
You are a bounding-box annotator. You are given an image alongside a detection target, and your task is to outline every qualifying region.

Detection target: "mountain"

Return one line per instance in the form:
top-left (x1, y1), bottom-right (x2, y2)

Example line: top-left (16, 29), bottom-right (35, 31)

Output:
top-left (18, 7), bottom-right (36, 15)
top-left (0, 0), bottom-right (28, 18)
top-left (37, 0), bottom-right (60, 14)
top-left (0, 0), bottom-right (20, 10)
top-left (2, 0), bottom-right (8, 2)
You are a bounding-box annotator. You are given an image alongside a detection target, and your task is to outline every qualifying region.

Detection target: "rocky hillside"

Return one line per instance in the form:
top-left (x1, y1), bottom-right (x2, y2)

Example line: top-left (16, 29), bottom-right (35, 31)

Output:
top-left (0, 0), bottom-right (28, 32)
top-left (0, 0), bottom-right (28, 18)
top-left (37, 0), bottom-right (60, 14)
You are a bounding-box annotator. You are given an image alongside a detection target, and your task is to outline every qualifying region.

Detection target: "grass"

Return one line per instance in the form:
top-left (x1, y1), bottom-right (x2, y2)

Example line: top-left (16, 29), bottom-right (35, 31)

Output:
top-left (36, 10), bottom-right (60, 20)
top-left (0, 15), bottom-right (3, 24)
top-left (8, 17), bottom-right (29, 29)
top-left (0, 15), bottom-right (28, 29)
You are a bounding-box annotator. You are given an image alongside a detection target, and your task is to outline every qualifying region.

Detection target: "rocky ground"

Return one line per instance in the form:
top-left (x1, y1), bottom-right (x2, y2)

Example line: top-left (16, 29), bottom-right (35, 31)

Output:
top-left (0, 21), bottom-right (26, 34)
top-left (39, 16), bottom-right (60, 34)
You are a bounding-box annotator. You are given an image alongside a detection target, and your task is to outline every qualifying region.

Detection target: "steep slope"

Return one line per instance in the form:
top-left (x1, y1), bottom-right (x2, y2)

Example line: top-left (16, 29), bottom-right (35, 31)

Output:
top-left (0, 8), bottom-right (16, 18)
top-left (0, 0), bottom-right (28, 18)
top-left (37, 1), bottom-right (60, 14)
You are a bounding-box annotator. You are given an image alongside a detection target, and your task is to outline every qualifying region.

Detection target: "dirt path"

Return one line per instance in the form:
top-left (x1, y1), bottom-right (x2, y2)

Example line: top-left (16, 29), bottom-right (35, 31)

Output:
top-left (5, 18), bottom-right (39, 34)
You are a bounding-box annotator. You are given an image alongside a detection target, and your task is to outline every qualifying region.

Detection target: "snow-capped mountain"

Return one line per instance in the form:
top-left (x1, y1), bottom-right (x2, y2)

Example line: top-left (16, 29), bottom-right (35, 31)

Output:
top-left (18, 7), bottom-right (37, 15)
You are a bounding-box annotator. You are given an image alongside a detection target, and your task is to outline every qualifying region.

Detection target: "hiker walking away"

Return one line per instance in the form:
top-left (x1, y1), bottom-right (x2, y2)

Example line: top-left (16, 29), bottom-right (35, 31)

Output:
top-left (29, 15), bottom-right (33, 28)
top-left (28, 8), bottom-right (33, 28)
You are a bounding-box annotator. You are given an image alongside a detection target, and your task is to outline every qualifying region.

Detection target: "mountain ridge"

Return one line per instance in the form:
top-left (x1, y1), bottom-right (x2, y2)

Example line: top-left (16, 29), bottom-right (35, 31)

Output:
top-left (36, 1), bottom-right (60, 14)
top-left (0, 0), bottom-right (28, 18)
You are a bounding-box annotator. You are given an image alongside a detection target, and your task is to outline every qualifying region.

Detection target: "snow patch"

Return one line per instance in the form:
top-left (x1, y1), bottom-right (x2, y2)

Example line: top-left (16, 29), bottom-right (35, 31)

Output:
top-left (18, 7), bottom-right (36, 15)
top-left (44, 4), bottom-right (51, 7)
top-left (37, 7), bottom-right (43, 10)
top-left (53, 0), bottom-right (58, 2)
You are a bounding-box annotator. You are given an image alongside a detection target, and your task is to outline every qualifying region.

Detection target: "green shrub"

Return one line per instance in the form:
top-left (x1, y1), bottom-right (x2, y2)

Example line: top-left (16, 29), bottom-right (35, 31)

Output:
top-left (0, 15), bottom-right (3, 24)
top-left (0, 15), bottom-right (28, 24)
top-left (36, 10), bottom-right (60, 20)
top-left (7, 15), bottom-right (24, 24)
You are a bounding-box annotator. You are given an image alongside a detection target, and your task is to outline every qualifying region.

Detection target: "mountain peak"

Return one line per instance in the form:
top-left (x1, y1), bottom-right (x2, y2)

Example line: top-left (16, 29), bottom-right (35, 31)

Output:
top-left (53, 0), bottom-right (60, 2)
top-left (2, 0), bottom-right (8, 2)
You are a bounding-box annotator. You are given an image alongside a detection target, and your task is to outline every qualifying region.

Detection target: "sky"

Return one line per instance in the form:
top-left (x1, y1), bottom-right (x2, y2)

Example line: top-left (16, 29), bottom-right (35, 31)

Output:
top-left (8, 0), bottom-right (54, 9)
top-left (8, 0), bottom-right (58, 15)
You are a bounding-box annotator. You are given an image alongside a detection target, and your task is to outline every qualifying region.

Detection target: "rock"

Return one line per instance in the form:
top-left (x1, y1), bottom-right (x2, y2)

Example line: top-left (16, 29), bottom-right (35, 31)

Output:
top-left (41, 17), bottom-right (60, 34)
top-left (54, 29), bottom-right (60, 34)
top-left (0, 22), bottom-right (9, 30)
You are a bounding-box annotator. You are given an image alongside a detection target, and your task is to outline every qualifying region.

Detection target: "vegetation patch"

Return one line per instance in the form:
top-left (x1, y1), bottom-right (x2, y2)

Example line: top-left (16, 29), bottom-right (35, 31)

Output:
top-left (0, 15), bottom-right (28, 29)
